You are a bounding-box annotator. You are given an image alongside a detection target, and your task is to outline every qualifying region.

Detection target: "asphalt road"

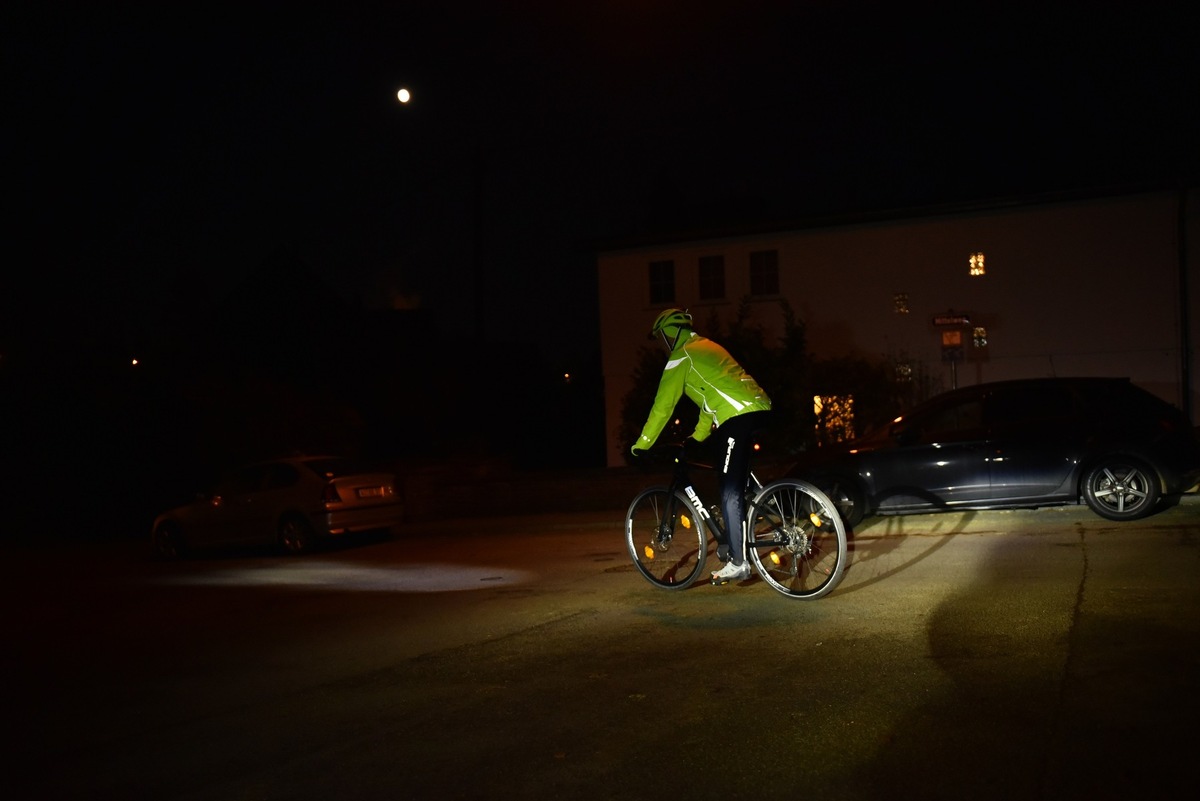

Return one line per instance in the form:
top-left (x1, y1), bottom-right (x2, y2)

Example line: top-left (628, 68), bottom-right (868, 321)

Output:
top-left (5, 498), bottom-right (1199, 800)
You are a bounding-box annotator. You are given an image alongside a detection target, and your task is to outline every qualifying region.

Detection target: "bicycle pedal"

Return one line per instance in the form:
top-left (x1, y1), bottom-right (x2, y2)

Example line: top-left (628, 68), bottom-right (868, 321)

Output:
top-left (710, 563), bottom-right (751, 585)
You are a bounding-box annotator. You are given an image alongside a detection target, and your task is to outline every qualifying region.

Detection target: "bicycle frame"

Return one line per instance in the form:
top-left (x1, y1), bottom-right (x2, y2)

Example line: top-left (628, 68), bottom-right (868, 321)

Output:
top-left (627, 451), bottom-right (847, 597)
top-left (661, 455), bottom-right (763, 550)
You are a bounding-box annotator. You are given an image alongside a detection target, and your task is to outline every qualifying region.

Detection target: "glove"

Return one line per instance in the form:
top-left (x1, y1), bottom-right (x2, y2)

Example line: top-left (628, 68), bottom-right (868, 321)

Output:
top-left (630, 446), bottom-right (647, 461)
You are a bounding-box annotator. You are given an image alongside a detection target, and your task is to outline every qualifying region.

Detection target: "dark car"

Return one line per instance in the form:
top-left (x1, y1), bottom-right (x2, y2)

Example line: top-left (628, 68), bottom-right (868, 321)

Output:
top-left (788, 378), bottom-right (1200, 526)
top-left (151, 455), bottom-right (405, 558)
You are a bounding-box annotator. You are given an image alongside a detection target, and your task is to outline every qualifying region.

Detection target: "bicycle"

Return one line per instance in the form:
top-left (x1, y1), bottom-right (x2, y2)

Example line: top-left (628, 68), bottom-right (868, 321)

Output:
top-left (624, 447), bottom-right (848, 600)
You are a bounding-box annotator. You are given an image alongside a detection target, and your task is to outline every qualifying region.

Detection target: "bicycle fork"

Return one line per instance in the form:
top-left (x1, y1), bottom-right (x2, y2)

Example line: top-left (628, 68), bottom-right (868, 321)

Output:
top-left (643, 485), bottom-right (710, 560)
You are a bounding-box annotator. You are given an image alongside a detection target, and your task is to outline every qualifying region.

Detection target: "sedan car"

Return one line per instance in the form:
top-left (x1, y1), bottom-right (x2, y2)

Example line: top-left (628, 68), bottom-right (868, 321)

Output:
top-left (788, 377), bottom-right (1200, 526)
top-left (151, 455), bottom-right (405, 558)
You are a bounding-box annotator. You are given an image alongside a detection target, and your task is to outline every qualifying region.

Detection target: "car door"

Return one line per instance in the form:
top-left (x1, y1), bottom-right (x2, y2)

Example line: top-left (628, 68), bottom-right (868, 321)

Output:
top-left (983, 383), bottom-right (1081, 502)
top-left (868, 392), bottom-right (995, 512)
top-left (208, 465), bottom-right (270, 544)
top-left (255, 461), bottom-right (307, 541)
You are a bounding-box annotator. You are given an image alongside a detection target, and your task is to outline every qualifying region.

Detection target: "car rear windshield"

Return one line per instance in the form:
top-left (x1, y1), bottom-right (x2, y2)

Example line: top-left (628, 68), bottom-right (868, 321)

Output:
top-left (1092, 383), bottom-right (1188, 425)
top-left (299, 458), bottom-right (377, 479)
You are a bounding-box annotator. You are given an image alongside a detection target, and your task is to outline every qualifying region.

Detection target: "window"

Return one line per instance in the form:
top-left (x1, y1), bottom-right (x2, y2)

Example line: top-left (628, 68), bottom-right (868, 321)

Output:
top-left (986, 384), bottom-right (1074, 428)
top-left (649, 260), bottom-right (675, 304)
top-left (910, 397), bottom-right (985, 443)
top-left (969, 252), bottom-right (985, 276)
top-left (263, 463), bottom-right (300, 490)
top-left (749, 250), bottom-right (779, 296)
top-left (698, 255), bottom-right (725, 300)
top-left (893, 292), bottom-right (910, 314)
top-left (218, 466), bottom-right (266, 496)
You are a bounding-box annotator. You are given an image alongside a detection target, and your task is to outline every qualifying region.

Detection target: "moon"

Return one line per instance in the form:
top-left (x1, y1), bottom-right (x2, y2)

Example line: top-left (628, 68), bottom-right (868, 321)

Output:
top-left (396, 87), bottom-right (411, 104)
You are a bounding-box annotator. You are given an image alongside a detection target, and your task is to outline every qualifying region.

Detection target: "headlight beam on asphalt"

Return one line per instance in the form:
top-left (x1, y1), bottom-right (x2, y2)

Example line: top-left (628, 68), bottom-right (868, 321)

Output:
top-left (153, 561), bottom-right (533, 592)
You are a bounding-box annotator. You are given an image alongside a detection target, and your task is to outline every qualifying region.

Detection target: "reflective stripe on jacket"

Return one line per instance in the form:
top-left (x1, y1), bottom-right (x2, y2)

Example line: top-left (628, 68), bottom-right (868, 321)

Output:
top-left (636, 331), bottom-right (772, 449)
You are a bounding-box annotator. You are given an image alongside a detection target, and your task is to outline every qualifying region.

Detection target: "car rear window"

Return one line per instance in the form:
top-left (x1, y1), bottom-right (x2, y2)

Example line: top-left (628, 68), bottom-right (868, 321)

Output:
top-left (1089, 382), bottom-right (1187, 427)
top-left (299, 458), bottom-right (372, 479)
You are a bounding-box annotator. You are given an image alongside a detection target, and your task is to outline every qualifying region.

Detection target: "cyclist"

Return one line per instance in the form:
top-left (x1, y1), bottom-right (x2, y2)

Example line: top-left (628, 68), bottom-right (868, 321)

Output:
top-left (630, 308), bottom-right (772, 584)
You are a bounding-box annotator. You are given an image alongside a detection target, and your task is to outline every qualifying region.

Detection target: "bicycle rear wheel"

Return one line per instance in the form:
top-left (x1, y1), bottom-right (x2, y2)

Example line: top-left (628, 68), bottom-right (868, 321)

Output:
top-left (746, 479), bottom-right (847, 600)
top-left (625, 486), bottom-right (710, 589)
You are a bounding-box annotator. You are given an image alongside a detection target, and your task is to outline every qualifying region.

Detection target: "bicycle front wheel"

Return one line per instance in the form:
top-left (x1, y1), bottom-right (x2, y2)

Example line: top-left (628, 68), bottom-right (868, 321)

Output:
top-left (625, 486), bottom-right (710, 590)
top-left (746, 479), bottom-right (847, 600)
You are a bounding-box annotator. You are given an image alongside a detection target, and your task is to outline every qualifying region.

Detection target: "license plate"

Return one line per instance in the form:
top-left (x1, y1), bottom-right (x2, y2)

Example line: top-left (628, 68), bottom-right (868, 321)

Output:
top-left (356, 486), bottom-right (383, 498)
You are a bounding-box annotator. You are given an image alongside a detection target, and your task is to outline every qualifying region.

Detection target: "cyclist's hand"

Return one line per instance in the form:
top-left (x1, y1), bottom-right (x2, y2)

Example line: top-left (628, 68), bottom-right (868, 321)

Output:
top-left (630, 446), bottom-right (648, 462)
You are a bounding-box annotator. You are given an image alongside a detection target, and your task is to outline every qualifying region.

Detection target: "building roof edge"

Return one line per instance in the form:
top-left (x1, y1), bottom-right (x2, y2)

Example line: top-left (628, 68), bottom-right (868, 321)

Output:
top-left (592, 181), bottom-right (1196, 255)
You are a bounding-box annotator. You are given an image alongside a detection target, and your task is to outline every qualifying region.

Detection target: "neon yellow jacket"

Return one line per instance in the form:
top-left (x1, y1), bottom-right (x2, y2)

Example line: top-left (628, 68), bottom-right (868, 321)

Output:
top-left (635, 331), bottom-right (772, 450)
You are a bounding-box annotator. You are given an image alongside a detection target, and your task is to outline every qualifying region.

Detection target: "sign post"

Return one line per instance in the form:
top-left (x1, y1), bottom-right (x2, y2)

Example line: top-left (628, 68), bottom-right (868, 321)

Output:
top-left (932, 311), bottom-right (970, 389)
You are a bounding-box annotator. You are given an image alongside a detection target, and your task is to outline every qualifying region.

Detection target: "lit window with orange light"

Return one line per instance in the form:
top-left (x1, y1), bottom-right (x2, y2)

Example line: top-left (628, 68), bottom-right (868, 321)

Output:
top-left (969, 252), bottom-right (985, 276)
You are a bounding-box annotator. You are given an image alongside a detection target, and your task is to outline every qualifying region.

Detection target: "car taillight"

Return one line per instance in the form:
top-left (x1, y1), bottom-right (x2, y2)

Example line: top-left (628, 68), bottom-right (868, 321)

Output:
top-left (322, 483), bottom-right (342, 504)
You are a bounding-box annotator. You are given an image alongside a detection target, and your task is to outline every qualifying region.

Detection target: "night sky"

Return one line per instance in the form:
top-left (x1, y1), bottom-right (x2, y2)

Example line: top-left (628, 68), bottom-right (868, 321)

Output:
top-left (9, 2), bottom-right (1200, 352)
top-left (5, 1), bottom-right (1200, 483)
top-left (8, 2), bottom-right (1198, 364)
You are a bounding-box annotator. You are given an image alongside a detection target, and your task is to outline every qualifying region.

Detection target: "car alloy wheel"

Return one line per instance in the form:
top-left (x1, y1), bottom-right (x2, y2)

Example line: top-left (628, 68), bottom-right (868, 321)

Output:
top-left (278, 515), bottom-right (315, 554)
top-left (1082, 457), bottom-right (1160, 521)
top-left (152, 522), bottom-right (187, 560)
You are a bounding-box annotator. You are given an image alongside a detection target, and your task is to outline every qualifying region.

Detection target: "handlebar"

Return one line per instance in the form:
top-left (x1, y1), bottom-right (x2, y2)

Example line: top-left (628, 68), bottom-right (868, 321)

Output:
top-left (633, 442), bottom-right (714, 472)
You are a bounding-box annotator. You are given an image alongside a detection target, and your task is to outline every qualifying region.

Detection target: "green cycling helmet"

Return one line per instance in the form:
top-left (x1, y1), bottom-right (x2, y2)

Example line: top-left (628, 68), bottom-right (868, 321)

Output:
top-left (649, 308), bottom-right (693, 338)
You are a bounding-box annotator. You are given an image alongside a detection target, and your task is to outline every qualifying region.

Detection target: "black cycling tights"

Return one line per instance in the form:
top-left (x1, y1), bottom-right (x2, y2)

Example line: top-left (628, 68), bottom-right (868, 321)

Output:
top-left (714, 410), bottom-right (771, 564)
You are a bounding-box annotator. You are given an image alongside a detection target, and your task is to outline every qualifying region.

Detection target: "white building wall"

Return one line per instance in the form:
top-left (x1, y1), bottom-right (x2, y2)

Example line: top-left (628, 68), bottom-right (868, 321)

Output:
top-left (598, 189), bottom-right (1196, 467)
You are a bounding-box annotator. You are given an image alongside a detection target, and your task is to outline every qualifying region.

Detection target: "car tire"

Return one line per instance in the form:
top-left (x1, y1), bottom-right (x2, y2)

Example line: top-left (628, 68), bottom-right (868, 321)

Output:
top-left (278, 514), bottom-right (315, 554)
top-left (1082, 457), bottom-right (1161, 521)
top-left (152, 522), bottom-right (187, 560)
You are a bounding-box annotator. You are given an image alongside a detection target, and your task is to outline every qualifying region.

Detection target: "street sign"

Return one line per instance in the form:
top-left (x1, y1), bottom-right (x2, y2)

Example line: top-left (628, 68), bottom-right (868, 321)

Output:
top-left (932, 312), bottom-right (971, 326)
top-left (941, 328), bottom-right (964, 363)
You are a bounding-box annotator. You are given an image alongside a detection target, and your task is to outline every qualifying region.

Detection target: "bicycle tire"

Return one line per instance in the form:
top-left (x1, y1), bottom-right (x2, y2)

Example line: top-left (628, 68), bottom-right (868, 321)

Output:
top-left (745, 479), bottom-right (847, 600)
top-left (625, 486), bottom-right (710, 590)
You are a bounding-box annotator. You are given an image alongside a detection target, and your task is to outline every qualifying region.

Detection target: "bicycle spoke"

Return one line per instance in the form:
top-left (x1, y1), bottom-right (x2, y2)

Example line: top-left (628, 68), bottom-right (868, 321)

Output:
top-left (626, 487), bottom-right (709, 590)
top-left (747, 480), bottom-right (847, 600)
